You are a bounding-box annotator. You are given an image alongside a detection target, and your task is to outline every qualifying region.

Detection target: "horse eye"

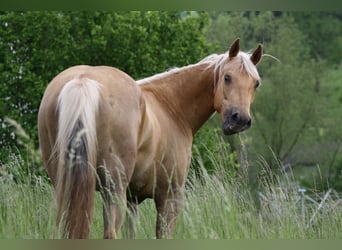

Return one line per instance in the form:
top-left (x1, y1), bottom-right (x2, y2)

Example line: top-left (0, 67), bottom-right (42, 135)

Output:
top-left (255, 80), bottom-right (260, 89)
top-left (224, 74), bottom-right (232, 84)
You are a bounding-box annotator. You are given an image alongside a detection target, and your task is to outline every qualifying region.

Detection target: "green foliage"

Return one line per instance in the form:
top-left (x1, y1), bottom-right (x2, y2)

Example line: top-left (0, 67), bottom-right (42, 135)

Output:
top-left (205, 11), bottom-right (342, 65)
top-left (191, 124), bottom-right (239, 177)
top-left (206, 13), bottom-right (318, 161)
top-left (0, 12), bottom-right (73, 153)
top-left (329, 157), bottom-right (342, 191)
top-left (0, 11), bottom-right (211, 160)
top-left (251, 30), bottom-right (319, 162)
top-left (291, 12), bottom-right (342, 64)
top-left (289, 67), bottom-right (342, 192)
top-left (0, 118), bottom-right (47, 184)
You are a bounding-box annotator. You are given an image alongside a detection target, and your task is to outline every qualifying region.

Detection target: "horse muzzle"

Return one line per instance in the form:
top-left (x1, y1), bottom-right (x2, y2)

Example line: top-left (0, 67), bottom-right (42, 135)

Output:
top-left (222, 109), bottom-right (251, 135)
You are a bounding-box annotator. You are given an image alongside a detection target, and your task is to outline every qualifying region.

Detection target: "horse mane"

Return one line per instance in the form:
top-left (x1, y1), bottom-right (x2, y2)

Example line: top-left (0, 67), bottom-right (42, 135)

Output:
top-left (199, 51), bottom-right (260, 84)
top-left (137, 67), bottom-right (183, 85)
top-left (137, 50), bottom-right (260, 85)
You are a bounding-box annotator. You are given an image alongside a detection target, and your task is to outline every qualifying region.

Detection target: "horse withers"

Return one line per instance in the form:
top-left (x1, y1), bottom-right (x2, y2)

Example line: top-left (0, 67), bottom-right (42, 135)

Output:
top-left (38, 38), bottom-right (262, 238)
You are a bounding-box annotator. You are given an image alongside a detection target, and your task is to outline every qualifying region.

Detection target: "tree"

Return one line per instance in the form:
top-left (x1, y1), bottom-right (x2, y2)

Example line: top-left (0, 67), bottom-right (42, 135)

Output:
top-left (204, 11), bottom-right (325, 171)
top-left (290, 12), bottom-right (342, 65)
top-left (0, 11), bottom-right (212, 162)
top-left (0, 11), bottom-right (73, 156)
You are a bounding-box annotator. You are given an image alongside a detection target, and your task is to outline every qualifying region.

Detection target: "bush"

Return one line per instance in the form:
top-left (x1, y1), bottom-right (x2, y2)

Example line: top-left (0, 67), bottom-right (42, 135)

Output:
top-left (0, 118), bottom-right (47, 185)
top-left (191, 124), bottom-right (239, 177)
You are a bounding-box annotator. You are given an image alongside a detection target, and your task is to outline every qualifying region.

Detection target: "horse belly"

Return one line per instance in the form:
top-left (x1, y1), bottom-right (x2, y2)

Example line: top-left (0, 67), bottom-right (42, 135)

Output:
top-left (127, 162), bottom-right (155, 202)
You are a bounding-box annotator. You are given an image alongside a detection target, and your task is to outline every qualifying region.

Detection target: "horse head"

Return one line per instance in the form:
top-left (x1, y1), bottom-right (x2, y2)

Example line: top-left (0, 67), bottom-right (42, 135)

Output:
top-left (214, 38), bottom-right (262, 135)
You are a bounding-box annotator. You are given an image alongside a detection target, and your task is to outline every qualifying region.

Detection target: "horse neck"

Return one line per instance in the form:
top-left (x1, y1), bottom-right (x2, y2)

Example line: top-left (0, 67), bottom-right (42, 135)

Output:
top-left (140, 63), bottom-right (216, 135)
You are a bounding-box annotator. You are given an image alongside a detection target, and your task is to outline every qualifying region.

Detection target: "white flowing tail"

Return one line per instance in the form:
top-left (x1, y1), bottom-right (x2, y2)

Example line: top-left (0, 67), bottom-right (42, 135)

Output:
top-left (55, 78), bottom-right (101, 238)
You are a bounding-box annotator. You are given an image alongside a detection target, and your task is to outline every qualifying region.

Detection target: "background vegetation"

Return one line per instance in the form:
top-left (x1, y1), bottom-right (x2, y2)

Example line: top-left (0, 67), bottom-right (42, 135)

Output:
top-left (0, 11), bottom-right (341, 238)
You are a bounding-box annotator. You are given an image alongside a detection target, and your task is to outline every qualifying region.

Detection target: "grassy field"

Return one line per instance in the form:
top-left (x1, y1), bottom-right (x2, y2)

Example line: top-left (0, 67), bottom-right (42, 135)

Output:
top-left (0, 155), bottom-right (341, 239)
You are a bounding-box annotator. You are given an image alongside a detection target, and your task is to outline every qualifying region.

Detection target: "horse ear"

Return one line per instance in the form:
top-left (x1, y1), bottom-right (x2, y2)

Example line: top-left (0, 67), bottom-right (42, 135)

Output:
top-left (229, 38), bottom-right (240, 58)
top-left (250, 43), bottom-right (263, 65)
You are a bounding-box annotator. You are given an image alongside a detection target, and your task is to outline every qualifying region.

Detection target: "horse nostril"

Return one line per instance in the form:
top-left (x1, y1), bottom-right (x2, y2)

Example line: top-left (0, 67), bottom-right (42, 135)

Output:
top-left (246, 117), bottom-right (252, 127)
top-left (231, 111), bottom-right (240, 122)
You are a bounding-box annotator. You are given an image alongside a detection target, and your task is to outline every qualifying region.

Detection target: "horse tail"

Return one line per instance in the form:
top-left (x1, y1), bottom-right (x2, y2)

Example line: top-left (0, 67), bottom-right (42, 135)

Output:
top-left (55, 78), bottom-right (101, 238)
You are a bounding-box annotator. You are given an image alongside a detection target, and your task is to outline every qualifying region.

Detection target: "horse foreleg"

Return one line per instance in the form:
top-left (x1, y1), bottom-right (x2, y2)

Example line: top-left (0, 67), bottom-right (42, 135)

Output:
top-left (155, 192), bottom-right (183, 239)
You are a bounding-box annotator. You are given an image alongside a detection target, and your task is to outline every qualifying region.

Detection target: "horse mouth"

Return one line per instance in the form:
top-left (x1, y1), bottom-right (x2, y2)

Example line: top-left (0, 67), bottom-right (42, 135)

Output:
top-left (223, 127), bottom-right (237, 135)
top-left (222, 109), bottom-right (252, 135)
top-left (222, 125), bottom-right (250, 135)
top-left (223, 126), bottom-right (241, 135)
top-left (222, 120), bottom-right (251, 135)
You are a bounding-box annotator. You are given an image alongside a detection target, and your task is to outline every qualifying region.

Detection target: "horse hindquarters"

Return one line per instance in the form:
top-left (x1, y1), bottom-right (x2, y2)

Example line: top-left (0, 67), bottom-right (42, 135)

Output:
top-left (95, 79), bottom-right (142, 239)
top-left (39, 66), bottom-right (143, 239)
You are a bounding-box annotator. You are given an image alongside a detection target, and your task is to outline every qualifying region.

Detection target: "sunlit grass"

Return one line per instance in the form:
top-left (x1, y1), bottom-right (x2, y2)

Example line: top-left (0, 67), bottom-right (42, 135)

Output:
top-left (1, 152), bottom-right (341, 239)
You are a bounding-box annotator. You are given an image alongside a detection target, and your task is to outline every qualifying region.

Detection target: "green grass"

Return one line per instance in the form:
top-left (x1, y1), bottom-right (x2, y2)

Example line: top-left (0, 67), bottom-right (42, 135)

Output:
top-left (0, 177), bottom-right (55, 238)
top-left (1, 156), bottom-right (341, 239)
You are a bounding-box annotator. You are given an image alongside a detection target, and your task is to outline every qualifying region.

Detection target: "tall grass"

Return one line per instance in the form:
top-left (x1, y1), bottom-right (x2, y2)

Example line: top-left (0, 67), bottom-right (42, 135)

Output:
top-left (1, 119), bottom-right (341, 238)
top-left (0, 161), bottom-right (55, 239)
top-left (176, 164), bottom-right (341, 239)
top-left (1, 152), bottom-right (341, 239)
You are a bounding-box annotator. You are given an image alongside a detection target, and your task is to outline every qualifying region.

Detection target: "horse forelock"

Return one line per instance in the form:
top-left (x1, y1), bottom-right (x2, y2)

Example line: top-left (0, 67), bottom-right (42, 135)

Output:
top-left (200, 51), bottom-right (260, 86)
top-left (239, 52), bottom-right (260, 81)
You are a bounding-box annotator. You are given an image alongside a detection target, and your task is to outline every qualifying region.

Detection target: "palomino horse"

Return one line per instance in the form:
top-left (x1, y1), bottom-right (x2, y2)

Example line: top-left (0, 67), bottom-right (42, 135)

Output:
top-left (38, 38), bottom-right (262, 239)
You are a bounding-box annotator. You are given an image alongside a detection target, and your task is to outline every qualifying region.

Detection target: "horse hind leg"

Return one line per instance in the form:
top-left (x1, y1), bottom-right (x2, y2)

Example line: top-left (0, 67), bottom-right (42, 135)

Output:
top-left (97, 148), bottom-right (137, 239)
top-left (96, 83), bottom-right (141, 238)
top-left (122, 200), bottom-right (138, 239)
top-left (97, 160), bottom-right (126, 239)
top-left (101, 188), bottom-right (127, 239)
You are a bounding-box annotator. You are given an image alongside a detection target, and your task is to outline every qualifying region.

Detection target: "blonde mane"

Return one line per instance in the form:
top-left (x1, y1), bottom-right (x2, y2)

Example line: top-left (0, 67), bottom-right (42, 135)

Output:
top-left (137, 66), bottom-right (186, 85)
top-left (200, 51), bottom-right (260, 83)
top-left (137, 50), bottom-right (260, 85)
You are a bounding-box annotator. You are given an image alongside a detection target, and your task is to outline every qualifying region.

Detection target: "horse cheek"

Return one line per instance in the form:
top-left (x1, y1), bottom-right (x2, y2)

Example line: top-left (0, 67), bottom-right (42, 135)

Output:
top-left (214, 89), bottom-right (224, 114)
